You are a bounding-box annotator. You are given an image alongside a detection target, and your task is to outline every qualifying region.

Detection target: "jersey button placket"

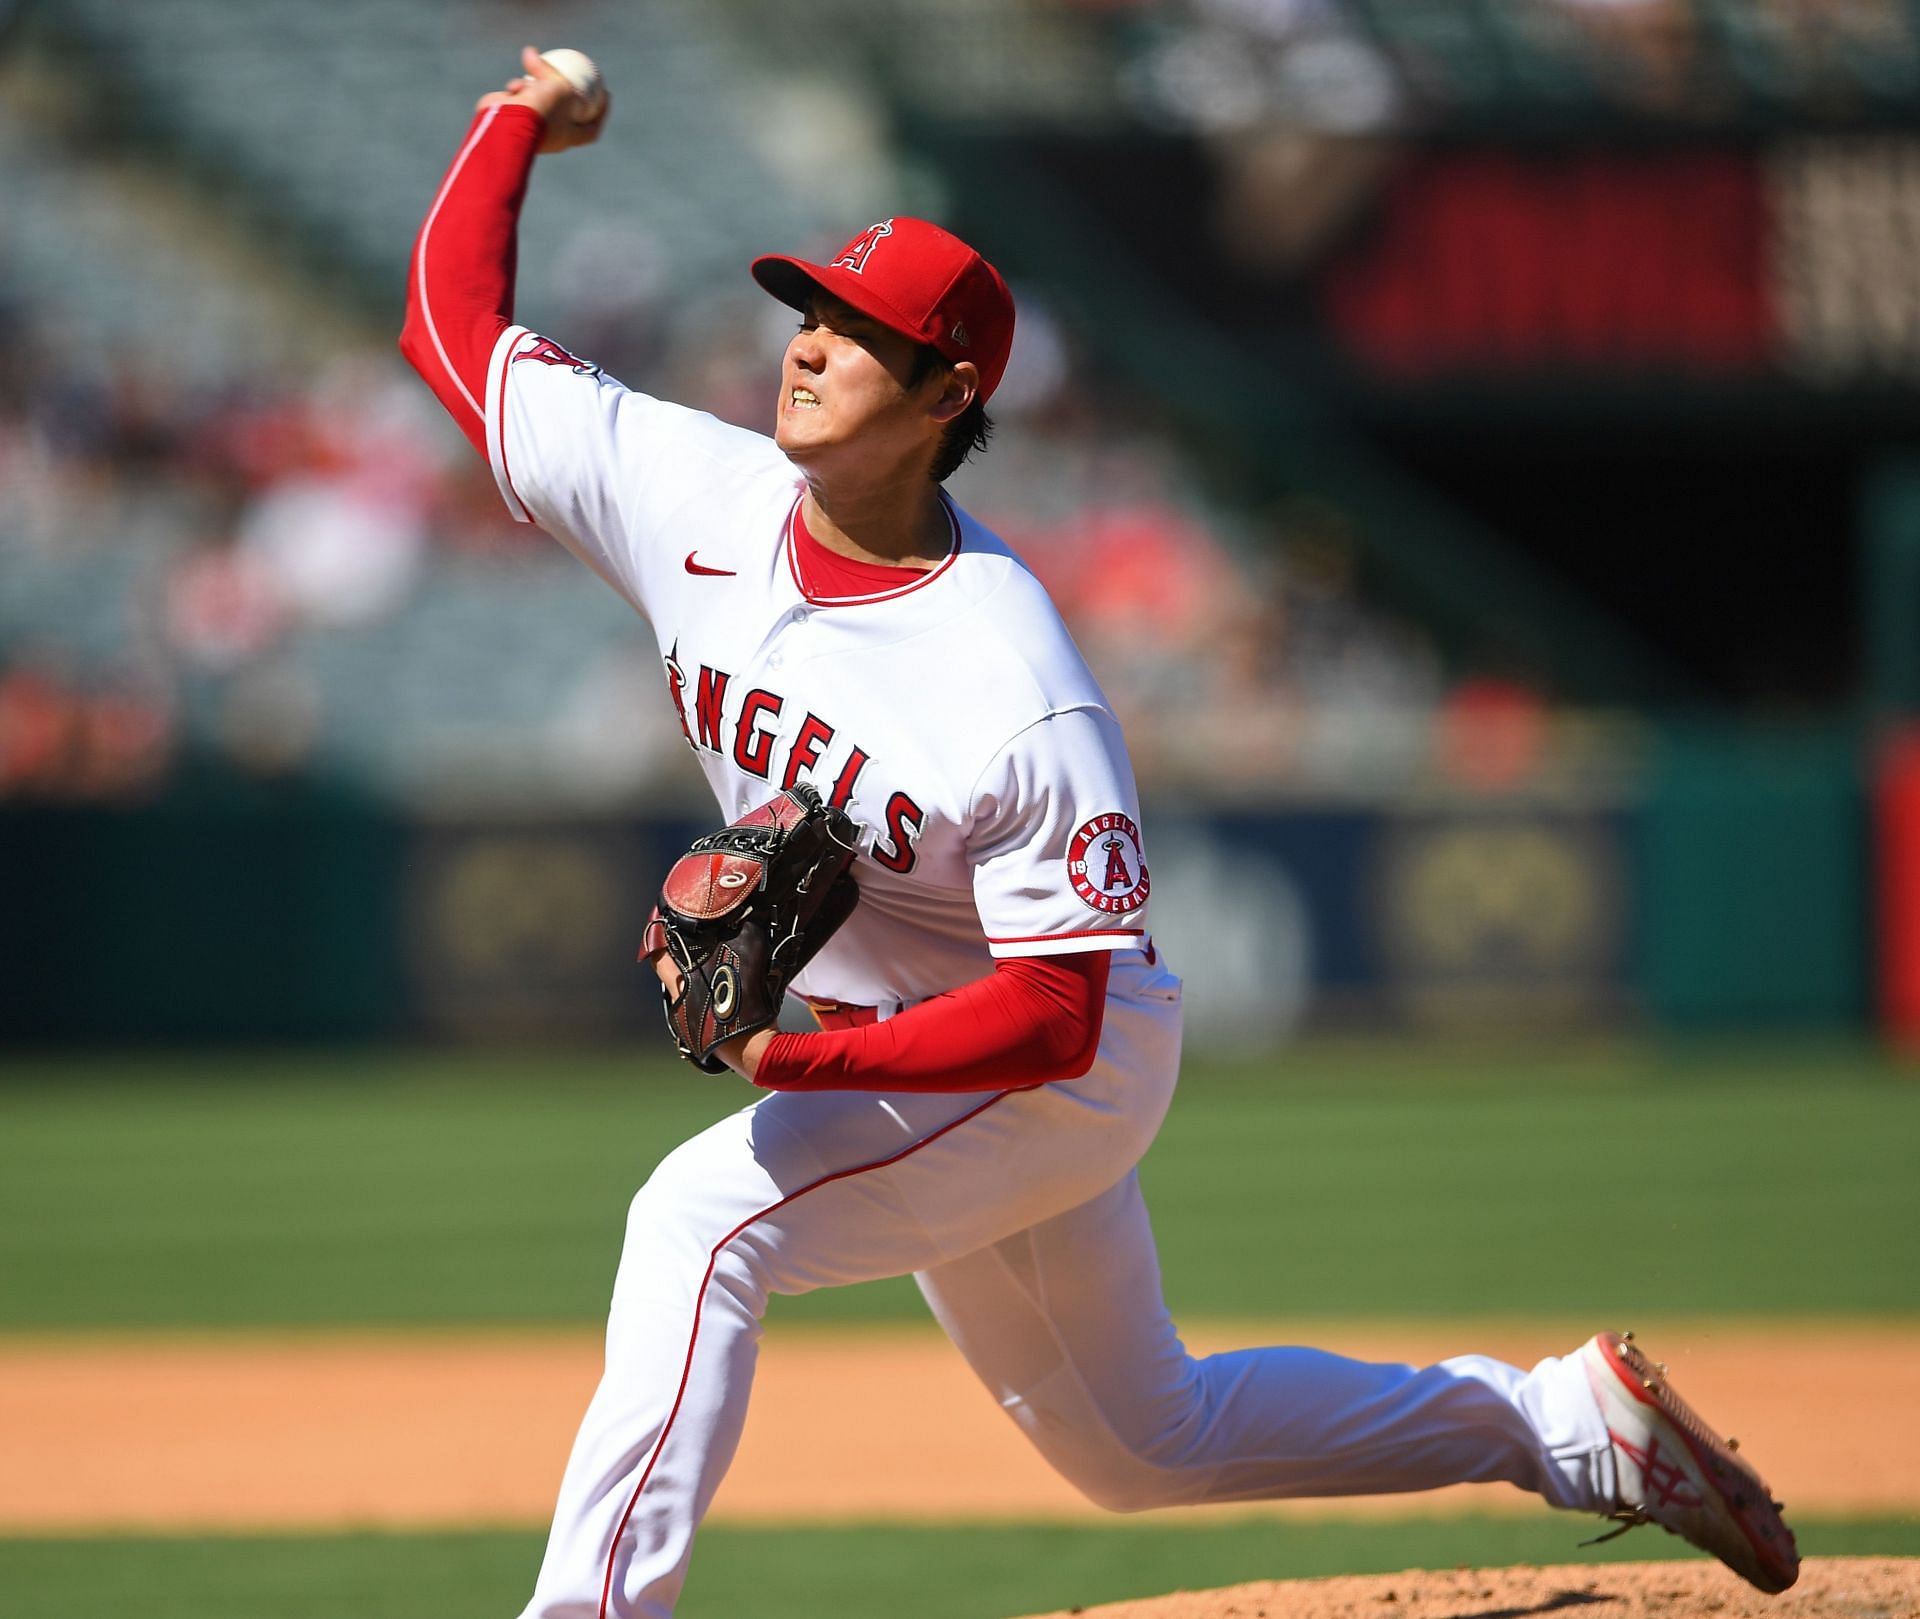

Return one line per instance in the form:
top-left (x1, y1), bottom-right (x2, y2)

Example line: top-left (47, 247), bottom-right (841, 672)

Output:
top-left (763, 603), bottom-right (809, 674)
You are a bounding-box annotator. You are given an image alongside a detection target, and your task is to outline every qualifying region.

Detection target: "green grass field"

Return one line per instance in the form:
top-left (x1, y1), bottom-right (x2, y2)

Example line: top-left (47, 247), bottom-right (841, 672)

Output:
top-left (3, 1518), bottom-right (1918, 1619)
top-left (2, 1042), bottom-right (1916, 1328)
top-left (2, 1042), bottom-right (1916, 1617)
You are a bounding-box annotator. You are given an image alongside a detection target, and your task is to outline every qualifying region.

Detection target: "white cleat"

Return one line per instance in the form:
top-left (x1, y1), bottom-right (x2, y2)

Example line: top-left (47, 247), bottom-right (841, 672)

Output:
top-left (1578, 1330), bottom-right (1799, 1594)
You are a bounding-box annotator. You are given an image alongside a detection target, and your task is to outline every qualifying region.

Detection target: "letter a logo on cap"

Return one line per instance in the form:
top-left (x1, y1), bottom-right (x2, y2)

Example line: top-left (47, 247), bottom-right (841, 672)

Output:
top-left (831, 219), bottom-right (894, 275)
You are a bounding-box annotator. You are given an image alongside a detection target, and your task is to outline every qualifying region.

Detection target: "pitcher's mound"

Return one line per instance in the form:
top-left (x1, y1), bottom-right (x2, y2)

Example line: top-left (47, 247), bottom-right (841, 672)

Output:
top-left (1012, 1558), bottom-right (1919, 1619)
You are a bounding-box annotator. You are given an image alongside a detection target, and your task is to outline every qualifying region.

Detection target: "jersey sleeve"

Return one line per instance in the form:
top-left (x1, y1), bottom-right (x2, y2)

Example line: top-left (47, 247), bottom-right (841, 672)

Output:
top-left (484, 326), bottom-right (787, 619)
top-left (397, 102), bottom-right (791, 622)
top-left (968, 706), bottom-right (1152, 959)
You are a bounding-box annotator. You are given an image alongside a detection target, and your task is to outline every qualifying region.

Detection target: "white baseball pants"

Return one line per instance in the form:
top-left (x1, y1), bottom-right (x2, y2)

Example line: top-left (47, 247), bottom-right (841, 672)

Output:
top-left (516, 966), bottom-right (1615, 1619)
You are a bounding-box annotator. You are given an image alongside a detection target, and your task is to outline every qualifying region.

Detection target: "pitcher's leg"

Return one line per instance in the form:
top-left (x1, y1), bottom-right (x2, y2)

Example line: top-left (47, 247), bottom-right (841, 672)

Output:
top-left (519, 1074), bottom-right (1164, 1619)
top-left (517, 1104), bottom-right (792, 1619)
top-left (917, 1171), bottom-right (1615, 1515)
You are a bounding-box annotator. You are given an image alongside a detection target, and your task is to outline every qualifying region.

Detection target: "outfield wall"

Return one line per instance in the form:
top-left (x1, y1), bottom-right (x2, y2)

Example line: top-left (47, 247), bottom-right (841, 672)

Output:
top-left (0, 725), bottom-right (1872, 1047)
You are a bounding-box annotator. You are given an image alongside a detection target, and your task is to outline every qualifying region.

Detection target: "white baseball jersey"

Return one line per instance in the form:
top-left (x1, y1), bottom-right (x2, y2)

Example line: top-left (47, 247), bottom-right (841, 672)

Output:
top-left (483, 323), bottom-right (1153, 1012)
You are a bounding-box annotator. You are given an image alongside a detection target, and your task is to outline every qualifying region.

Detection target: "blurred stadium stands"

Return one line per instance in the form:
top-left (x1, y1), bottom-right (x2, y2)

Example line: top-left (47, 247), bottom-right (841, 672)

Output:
top-left (0, 0), bottom-right (1470, 807)
top-left (3, 0), bottom-right (1919, 1043)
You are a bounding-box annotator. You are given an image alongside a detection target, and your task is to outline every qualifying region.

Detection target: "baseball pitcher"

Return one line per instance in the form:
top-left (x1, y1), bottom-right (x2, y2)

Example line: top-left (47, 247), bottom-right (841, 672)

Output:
top-left (399, 48), bottom-right (1799, 1619)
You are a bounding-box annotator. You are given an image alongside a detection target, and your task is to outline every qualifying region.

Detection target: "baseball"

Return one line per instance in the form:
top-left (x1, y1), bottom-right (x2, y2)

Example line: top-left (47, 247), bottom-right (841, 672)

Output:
top-left (538, 48), bottom-right (606, 111)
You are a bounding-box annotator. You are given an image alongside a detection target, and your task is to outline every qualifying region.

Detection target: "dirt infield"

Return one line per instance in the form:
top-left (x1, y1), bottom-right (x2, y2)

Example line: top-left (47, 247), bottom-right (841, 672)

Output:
top-left (1011, 1559), bottom-right (1920, 1619)
top-left (2, 1318), bottom-right (1915, 1533)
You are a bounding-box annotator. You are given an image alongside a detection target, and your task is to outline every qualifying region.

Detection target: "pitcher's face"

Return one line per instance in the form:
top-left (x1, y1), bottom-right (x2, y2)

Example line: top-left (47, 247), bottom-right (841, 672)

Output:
top-left (775, 294), bottom-right (944, 479)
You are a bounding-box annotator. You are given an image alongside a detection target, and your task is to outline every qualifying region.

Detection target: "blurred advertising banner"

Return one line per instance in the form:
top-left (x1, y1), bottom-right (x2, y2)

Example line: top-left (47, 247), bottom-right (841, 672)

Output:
top-left (403, 805), bottom-right (1635, 1048)
top-left (402, 816), bottom-right (705, 1040)
top-left (1145, 806), bottom-right (1631, 1045)
top-left (1325, 149), bottom-right (1771, 375)
top-left (1322, 138), bottom-right (1920, 383)
top-left (1, 740), bottom-right (1871, 1046)
top-left (340, 745), bottom-right (1868, 1044)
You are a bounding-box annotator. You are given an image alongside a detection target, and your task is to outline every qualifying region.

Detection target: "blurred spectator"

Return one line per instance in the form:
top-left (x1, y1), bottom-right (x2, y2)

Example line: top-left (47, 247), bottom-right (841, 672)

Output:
top-left (0, 653), bottom-right (77, 793)
top-left (0, 649), bottom-right (174, 801)
top-left (237, 472), bottom-right (424, 629)
top-left (70, 665), bottom-right (175, 799)
top-left (165, 531), bottom-right (286, 672)
top-left (549, 220), bottom-right (670, 383)
top-left (229, 358), bottom-right (440, 629)
top-left (429, 455), bottom-right (548, 559)
top-left (547, 641), bottom-right (696, 804)
top-left (1122, 0), bottom-right (1400, 133)
top-left (1434, 676), bottom-right (1551, 792)
top-left (1546, 0), bottom-right (1700, 110)
top-left (218, 660), bottom-right (323, 779)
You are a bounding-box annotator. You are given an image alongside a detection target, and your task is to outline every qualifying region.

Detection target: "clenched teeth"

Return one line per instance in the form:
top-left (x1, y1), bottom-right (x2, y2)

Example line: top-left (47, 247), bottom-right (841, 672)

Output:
top-left (791, 388), bottom-right (820, 408)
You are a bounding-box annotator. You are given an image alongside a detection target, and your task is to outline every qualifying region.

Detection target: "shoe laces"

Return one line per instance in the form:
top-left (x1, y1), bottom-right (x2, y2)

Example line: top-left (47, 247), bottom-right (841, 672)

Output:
top-left (1580, 1509), bottom-right (1652, 1549)
top-left (1578, 1497), bottom-right (1789, 1554)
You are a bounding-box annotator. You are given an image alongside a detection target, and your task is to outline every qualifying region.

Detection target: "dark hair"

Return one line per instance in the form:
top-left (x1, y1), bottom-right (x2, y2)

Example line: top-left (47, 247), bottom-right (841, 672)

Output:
top-left (910, 345), bottom-right (993, 483)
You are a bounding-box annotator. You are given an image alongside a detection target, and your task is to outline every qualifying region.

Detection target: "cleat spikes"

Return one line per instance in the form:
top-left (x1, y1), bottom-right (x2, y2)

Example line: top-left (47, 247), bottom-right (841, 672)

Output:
top-left (1578, 1331), bottom-right (1799, 1593)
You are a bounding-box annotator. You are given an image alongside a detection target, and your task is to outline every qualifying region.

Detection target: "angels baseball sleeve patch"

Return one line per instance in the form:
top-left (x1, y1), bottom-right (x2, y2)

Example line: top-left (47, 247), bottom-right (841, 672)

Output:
top-left (1067, 813), bottom-right (1150, 915)
top-left (970, 707), bottom-right (1151, 959)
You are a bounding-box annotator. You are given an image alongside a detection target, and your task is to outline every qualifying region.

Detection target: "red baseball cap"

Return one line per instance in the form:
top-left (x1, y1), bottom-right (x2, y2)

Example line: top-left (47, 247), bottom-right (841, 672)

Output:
top-left (752, 217), bottom-right (1016, 403)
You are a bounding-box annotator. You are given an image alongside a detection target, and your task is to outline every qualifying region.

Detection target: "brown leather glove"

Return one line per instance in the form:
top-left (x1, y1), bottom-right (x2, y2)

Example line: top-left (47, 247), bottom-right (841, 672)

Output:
top-left (642, 784), bottom-right (860, 1072)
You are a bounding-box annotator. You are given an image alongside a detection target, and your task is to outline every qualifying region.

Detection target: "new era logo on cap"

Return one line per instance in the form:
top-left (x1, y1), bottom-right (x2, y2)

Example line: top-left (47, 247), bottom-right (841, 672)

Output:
top-left (751, 217), bottom-right (1016, 402)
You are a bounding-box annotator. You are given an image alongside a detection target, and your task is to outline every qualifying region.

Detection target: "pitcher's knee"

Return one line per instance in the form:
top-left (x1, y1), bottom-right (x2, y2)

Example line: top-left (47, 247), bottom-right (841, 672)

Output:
top-left (625, 1158), bottom-right (689, 1236)
top-left (622, 1140), bottom-right (739, 1265)
top-left (1051, 1446), bottom-right (1205, 1514)
top-left (1075, 1474), bottom-right (1175, 1515)
top-left (622, 1140), bottom-right (815, 1309)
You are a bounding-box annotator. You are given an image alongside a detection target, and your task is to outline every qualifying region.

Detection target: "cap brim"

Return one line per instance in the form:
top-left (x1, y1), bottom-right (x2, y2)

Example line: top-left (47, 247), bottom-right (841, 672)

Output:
top-left (750, 255), bottom-right (827, 313)
top-left (750, 254), bottom-right (933, 351)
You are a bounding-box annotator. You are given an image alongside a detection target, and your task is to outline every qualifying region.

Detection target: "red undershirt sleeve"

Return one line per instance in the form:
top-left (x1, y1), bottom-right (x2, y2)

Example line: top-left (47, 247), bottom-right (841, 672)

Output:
top-left (754, 951), bottom-right (1110, 1093)
top-left (399, 103), bottom-right (545, 455)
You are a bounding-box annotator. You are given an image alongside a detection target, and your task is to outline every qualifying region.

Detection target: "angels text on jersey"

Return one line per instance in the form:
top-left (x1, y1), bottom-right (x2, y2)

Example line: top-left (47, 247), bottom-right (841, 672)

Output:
top-left (663, 640), bottom-right (925, 874)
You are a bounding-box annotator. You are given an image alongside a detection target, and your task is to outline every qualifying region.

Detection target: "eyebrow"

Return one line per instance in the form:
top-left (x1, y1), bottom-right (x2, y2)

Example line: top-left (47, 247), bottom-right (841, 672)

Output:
top-left (806, 294), bottom-right (876, 331)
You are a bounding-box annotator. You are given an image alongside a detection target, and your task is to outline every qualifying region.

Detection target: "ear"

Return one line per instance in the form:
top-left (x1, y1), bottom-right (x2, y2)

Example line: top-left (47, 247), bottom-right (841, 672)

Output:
top-left (926, 361), bottom-right (980, 427)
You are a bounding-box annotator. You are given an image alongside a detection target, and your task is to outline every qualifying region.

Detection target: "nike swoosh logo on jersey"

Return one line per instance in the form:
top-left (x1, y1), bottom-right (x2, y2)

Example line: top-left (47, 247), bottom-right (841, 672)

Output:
top-left (684, 553), bottom-right (737, 577)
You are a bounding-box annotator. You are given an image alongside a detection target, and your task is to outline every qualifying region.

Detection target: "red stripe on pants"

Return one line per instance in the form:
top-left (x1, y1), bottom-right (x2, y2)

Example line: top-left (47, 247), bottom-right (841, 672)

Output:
top-left (597, 1088), bottom-right (1014, 1618)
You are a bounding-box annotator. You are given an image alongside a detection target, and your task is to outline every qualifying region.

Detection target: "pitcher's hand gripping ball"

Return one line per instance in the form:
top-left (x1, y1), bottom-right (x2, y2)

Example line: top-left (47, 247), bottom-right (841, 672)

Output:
top-left (537, 48), bottom-right (606, 113)
top-left (644, 784), bottom-right (860, 1071)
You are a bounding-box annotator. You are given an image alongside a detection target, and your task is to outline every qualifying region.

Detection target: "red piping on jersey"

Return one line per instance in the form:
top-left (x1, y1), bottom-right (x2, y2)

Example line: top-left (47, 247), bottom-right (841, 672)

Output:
top-left (595, 1089), bottom-right (1016, 1618)
top-left (412, 105), bottom-right (502, 426)
top-left (400, 102), bottom-right (539, 459)
top-left (493, 330), bottom-right (531, 523)
top-left (783, 494), bottom-right (963, 606)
